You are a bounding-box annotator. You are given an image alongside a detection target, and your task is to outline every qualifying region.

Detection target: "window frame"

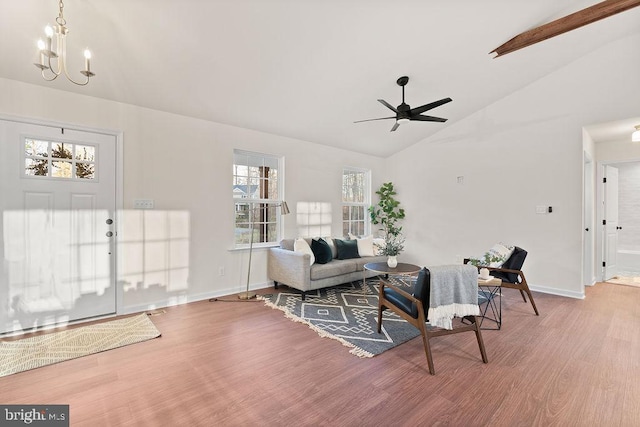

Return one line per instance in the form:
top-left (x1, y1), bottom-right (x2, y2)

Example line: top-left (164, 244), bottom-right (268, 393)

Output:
top-left (22, 136), bottom-right (98, 182)
top-left (233, 149), bottom-right (285, 249)
top-left (341, 167), bottom-right (371, 237)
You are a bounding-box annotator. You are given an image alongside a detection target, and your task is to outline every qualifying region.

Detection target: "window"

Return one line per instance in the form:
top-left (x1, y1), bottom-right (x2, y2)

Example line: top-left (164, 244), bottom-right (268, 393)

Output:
top-left (342, 168), bottom-right (370, 237)
top-left (24, 137), bottom-right (96, 180)
top-left (233, 150), bottom-right (284, 247)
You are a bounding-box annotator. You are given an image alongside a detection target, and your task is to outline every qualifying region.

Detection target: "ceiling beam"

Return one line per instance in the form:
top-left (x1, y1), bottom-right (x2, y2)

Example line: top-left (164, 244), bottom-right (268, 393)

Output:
top-left (491, 0), bottom-right (640, 57)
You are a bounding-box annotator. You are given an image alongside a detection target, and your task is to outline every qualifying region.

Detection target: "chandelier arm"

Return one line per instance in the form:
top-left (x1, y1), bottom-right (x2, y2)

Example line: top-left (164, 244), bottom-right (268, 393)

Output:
top-left (59, 40), bottom-right (89, 86)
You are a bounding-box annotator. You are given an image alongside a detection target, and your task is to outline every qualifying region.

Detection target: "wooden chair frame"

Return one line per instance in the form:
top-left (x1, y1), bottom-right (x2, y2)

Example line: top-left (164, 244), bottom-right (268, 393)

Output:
top-left (377, 278), bottom-right (488, 375)
top-left (482, 266), bottom-right (539, 316)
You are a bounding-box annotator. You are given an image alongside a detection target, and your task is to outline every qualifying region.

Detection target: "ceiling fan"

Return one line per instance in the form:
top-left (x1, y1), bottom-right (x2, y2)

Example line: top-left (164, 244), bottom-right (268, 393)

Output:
top-left (354, 76), bottom-right (452, 132)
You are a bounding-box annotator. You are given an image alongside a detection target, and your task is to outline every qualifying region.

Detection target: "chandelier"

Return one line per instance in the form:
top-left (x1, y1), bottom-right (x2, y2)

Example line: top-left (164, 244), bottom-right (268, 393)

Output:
top-left (34, 0), bottom-right (95, 86)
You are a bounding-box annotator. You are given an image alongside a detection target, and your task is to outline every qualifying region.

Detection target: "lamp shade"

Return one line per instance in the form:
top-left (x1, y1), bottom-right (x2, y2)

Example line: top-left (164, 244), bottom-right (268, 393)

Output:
top-left (280, 201), bottom-right (290, 215)
top-left (633, 125), bottom-right (640, 142)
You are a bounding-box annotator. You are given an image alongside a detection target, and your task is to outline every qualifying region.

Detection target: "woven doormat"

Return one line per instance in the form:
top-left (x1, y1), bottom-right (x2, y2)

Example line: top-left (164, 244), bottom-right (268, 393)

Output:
top-left (0, 313), bottom-right (161, 377)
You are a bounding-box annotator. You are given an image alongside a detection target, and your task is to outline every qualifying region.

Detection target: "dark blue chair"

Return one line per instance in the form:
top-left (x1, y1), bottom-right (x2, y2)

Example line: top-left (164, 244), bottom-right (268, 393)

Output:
top-left (376, 267), bottom-right (488, 375)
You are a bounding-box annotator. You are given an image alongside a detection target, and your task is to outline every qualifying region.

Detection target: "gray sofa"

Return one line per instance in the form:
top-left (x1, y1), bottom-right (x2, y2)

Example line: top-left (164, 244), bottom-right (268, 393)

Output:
top-left (267, 238), bottom-right (387, 299)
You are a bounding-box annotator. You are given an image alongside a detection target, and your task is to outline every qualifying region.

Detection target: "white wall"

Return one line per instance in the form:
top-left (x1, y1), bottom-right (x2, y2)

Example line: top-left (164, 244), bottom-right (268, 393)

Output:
top-left (387, 33), bottom-right (640, 299)
top-left (0, 77), bottom-right (385, 313)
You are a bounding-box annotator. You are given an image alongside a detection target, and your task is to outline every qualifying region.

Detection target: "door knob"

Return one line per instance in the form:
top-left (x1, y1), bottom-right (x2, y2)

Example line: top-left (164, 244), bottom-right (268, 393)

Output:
top-left (585, 228), bottom-right (589, 232)
top-left (106, 218), bottom-right (113, 225)
top-left (106, 231), bottom-right (113, 237)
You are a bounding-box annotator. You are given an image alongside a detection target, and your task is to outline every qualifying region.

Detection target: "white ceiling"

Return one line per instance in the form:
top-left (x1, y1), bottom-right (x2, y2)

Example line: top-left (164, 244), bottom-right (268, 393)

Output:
top-left (1, 1), bottom-right (639, 157)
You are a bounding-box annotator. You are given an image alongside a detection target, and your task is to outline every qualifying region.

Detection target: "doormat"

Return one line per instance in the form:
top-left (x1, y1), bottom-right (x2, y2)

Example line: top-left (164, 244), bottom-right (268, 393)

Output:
top-left (259, 280), bottom-right (421, 357)
top-left (0, 313), bottom-right (161, 377)
top-left (606, 275), bottom-right (640, 288)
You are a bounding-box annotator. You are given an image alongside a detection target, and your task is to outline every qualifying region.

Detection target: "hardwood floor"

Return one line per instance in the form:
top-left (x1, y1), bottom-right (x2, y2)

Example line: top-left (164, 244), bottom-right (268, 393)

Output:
top-left (2, 282), bottom-right (640, 426)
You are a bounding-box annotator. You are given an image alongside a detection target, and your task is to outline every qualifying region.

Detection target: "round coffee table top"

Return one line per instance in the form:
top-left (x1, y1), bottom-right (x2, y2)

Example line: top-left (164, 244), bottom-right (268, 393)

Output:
top-left (364, 262), bottom-right (422, 275)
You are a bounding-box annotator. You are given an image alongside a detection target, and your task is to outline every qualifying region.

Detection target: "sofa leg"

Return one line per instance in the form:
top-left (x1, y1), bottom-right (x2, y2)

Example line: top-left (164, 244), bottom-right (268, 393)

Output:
top-left (301, 292), bottom-right (306, 301)
top-left (274, 281), bottom-right (279, 289)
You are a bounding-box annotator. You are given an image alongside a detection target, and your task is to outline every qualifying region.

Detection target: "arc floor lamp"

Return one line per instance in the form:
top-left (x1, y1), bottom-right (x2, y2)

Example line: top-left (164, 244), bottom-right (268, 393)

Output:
top-left (239, 201), bottom-right (290, 300)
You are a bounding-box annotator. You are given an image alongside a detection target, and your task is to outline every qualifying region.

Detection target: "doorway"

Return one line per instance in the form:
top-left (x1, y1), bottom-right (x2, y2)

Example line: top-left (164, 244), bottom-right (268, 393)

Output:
top-left (0, 118), bottom-right (119, 334)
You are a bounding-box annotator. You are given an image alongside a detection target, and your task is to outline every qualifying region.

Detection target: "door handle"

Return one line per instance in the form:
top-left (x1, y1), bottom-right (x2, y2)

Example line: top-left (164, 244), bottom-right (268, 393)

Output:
top-left (106, 231), bottom-right (113, 237)
top-left (585, 228), bottom-right (589, 232)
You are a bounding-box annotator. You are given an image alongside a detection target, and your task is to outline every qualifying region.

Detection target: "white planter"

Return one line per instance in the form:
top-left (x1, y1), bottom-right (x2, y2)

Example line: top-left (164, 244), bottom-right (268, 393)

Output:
top-left (387, 256), bottom-right (398, 268)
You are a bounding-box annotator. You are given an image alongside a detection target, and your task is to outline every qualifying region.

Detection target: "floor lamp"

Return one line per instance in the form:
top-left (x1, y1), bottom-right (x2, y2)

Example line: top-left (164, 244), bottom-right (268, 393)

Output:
top-left (238, 200), bottom-right (290, 300)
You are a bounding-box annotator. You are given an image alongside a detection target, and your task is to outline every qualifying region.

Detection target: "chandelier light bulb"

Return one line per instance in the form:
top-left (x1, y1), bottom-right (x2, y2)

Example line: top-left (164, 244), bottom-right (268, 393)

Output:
top-left (37, 39), bottom-right (46, 50)
top-left (632, 125), bottom-right (640, 142)
top-left (83, 49), bottom-right (92, 59)
top-left (45, 25), bottom-right (54, 38)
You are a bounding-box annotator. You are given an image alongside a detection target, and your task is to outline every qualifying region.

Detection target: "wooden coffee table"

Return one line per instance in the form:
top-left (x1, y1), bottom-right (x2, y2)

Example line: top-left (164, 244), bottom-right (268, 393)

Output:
top-left (363, 262), bottom-right (422, 294)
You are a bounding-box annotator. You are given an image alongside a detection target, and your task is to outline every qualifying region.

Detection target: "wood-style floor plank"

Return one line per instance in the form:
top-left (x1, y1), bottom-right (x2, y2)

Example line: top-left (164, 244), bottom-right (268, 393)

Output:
top-left (1, 282), bottom-right (639, 426)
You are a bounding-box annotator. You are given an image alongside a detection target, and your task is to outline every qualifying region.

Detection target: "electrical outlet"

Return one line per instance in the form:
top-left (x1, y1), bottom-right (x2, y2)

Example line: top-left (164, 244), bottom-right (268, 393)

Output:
top-left (134, 199), bottom-right (154, 209)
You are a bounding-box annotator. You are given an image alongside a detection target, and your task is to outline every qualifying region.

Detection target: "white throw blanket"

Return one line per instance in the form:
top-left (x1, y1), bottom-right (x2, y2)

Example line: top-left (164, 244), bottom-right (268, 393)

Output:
top-left (426, 264), bottom-right (480, 330)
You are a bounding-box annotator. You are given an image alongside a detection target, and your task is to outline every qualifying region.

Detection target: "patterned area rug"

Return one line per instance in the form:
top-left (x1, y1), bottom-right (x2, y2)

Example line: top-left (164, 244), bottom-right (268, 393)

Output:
top-left (0, 313), bottom-right (161, 377)
top-left (259, 279), bottom-right (420, 357)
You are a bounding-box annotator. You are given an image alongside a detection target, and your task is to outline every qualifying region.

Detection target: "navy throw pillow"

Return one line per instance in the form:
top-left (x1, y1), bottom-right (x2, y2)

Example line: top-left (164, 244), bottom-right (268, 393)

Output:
top-left (335, 238), bottom-right (360, 260)
top-left (311, 238), bottom-right (333, 264)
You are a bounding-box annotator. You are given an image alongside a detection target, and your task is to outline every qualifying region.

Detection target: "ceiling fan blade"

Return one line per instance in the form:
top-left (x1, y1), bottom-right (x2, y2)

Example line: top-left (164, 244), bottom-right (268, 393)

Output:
top-left (409, 98), bottom-right (452, 116)
top-left (390, 122), bottom-right (400, 132)
top-left (378, 99), bottom-right (399, 113)
top-left (410, 115), bottom-right (447, 123)
top-left (354, 116), bottom-right (396, 123)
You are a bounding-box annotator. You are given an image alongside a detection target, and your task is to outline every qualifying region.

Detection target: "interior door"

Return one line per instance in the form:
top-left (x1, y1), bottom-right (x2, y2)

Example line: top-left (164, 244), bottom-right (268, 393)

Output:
top-left (603, 165), bottom-right (619, 281)
top-left (0, 119), bottom-right (117, 334)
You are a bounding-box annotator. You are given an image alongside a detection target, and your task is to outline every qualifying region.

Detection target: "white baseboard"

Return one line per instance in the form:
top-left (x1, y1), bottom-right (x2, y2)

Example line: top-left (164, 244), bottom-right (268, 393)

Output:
top-left (529, 284), bottom-right (585, 300)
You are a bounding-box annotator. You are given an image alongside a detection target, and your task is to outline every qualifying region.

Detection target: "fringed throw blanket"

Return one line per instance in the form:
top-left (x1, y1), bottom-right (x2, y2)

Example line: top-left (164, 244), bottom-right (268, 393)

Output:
top-left (427, 264), bottom-right (480, 330)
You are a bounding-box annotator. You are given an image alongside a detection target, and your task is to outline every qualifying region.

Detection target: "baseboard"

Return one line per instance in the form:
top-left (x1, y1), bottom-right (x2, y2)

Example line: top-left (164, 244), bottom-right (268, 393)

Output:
top-left (529, 284), bottom-right (585, 300)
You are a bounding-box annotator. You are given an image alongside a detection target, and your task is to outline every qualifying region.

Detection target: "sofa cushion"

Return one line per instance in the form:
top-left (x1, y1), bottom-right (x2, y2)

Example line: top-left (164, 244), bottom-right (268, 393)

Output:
top-left (323, 237), bottom-right (339, 259)
top-left (310, 259), bottom-right (357, 280)
top-left (352, 255), bottom-right (388, 271)
top-left (334, 238), bottom-right (360, 260)
top-left (355, 235), bottom-right (375, 257)
top-left (294, 238), bottom-right (315, 265)
top-left (280, 239), bottom-right (295, 251)
top-left (311, 238), bottom-right (333, 264)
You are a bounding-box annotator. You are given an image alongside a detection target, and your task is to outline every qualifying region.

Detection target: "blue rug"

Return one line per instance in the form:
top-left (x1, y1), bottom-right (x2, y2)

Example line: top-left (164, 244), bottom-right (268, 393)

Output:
top-left (259, 279), bottom-right (421, 357)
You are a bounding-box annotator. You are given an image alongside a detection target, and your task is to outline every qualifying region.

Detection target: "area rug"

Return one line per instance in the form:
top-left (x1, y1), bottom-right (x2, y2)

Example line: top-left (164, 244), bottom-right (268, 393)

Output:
top-left (259, 279), bottom-right (420, 358)
top-left (0, 313), bottom-right (161, 377)
top-left (607, 275), bottom-right (640, 288)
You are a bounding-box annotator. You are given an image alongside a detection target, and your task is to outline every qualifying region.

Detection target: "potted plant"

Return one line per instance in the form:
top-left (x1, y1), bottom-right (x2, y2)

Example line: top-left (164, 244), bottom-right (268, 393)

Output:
top-left (369, 182), bottom-right (406, 267)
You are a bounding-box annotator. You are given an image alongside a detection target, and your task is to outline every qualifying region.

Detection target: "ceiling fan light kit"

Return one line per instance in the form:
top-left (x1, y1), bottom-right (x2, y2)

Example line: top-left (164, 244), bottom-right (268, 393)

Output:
top-left (632, 125), bottom-right (640, 142)
top-left (354, 76), bottom-right (452, 132)
top-left (34, 0), bottom-right (95, 86)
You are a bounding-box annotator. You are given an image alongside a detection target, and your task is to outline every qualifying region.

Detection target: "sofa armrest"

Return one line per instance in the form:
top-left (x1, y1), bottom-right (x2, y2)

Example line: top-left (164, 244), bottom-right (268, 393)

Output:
top-left (268, 247), bottom-right (311, 291)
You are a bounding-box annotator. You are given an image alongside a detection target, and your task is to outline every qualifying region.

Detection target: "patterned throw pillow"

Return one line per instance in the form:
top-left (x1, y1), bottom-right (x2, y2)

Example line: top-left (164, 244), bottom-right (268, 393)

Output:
top-left (469, 243), bottom-right (514, 268)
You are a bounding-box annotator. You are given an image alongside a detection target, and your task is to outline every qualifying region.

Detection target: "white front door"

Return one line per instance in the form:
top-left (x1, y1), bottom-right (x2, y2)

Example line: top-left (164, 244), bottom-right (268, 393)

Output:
top-left (603, 165), bottom-right (619, 281)
top-left (0, 119), bottom-right (117, 334)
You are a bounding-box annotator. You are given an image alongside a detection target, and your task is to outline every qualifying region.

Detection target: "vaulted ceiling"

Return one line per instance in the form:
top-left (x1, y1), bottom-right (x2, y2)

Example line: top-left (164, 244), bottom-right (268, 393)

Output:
top-left (1, 1), bottom-right (639, 156)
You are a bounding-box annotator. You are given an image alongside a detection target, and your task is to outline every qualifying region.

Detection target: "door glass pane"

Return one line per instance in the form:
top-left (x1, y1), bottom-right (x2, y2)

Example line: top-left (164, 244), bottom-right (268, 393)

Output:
top-left (25, 139), bottom-right (48, 157)
top-left (75, 145), bottom-right (95, 161)
top-left (76, 162), bottom-right (95, 179)
top-left (25, 158), bottom-right (48, 176)
top-left (52, 160), bottom-right (73, 178)
top-left (52, 142), bottom-right (73, 159)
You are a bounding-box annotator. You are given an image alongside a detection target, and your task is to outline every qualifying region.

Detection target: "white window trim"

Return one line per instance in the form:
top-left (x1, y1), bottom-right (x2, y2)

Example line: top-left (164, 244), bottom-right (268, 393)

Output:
top-left (233, 149), bottom-right (285, 249)
top-left (342, 167), bottom-right (371, 237)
